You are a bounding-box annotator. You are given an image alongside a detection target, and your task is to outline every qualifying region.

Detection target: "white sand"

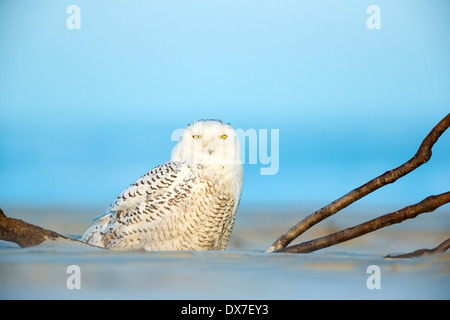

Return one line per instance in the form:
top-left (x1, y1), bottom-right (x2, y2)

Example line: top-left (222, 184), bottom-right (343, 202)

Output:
top-left (0, 205), bottom-right (449, 299)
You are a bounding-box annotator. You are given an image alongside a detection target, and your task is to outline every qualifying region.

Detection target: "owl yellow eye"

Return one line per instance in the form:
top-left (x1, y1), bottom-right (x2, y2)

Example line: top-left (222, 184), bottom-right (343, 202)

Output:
top-left (192, 135), bottom-right (201, 139)
top-left (219, 134), bottom-right (228, 140)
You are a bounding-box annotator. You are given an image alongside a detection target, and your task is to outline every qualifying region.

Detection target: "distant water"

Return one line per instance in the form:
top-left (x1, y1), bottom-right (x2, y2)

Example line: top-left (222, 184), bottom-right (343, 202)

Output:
top-left (0, 205), bottom-right (449, 299)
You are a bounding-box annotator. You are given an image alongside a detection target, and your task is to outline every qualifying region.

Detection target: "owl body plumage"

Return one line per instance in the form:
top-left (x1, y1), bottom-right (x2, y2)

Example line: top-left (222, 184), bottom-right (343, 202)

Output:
top-left (82, 120), bottom-right (243, 251)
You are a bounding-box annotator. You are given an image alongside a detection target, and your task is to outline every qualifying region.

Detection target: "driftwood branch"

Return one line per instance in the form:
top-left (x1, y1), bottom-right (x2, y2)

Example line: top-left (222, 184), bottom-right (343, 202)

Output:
top-left (0, 208), bottom-right (77, 248)
top-left (268, 113), bottom-right (450, 253)
top-left (385, 237), bottom-right (450, 259)
top-left (276, 192), bottom-right (450, 253)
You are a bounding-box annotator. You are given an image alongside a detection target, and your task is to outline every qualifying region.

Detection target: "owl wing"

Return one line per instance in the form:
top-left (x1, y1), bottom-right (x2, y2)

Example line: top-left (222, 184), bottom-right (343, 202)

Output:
top-left (108, 161), bottom-right (191, 214)
top-left (81, 161), bottom-right (192, 246)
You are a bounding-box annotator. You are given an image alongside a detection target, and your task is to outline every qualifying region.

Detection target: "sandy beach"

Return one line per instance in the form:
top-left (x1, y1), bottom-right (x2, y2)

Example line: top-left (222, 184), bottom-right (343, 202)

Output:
top-left (1, 204), bottom-right (448, 300)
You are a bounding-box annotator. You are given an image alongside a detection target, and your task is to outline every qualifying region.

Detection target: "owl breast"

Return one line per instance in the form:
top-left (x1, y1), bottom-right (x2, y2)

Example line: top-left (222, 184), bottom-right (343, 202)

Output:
top-left (142, 164), bottom-right (243, 251)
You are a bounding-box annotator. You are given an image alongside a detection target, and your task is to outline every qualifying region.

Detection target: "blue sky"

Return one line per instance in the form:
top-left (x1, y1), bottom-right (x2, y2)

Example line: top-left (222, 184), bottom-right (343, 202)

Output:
top-left (0, 0), bottom-right (449, 209)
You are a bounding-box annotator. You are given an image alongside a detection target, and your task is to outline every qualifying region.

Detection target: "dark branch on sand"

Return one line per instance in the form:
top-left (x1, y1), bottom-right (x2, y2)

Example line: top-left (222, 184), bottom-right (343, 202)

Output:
top-left (276, 192), bottom-right (450, 254)
top-left (385, 237), bottom-right (450, 259)
top-left (269, 113), bottom-right (450, 255)
top-left (0, 208), bottom-right (78, 248)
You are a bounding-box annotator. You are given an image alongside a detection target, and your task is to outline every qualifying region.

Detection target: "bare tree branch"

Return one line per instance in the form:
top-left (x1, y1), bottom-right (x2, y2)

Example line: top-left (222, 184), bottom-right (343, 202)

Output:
top-left (268, 113), bottom-right (450, 253)
top-left (276, 192), bottom-right (450, 253)
top-left (385, 237), bottom-right (450, 259)
top-left (0, 208), bottom-right (80, 248)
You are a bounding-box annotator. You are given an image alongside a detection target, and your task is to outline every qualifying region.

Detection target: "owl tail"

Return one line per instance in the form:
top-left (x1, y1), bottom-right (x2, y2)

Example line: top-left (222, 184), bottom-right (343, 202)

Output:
top-left (81, 213), bottom-right (112, 247)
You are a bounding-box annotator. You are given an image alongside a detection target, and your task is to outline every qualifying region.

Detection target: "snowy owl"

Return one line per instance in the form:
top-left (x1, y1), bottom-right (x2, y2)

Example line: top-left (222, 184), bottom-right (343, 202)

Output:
top-left (81, 119), bottom-right (243, 251)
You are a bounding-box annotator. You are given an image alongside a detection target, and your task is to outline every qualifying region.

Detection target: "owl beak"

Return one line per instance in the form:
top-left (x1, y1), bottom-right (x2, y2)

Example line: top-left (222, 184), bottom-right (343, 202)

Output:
top-left (203, 141), bottom-right (215, 155)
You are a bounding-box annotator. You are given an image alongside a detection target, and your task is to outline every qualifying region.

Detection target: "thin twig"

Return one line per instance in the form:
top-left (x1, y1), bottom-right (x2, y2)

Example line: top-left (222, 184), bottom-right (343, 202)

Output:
top-left (385, 238), bottom-right (450, 259)
top-left (276, 192), bottom-right (450, 253)
top-left (268, 113), bottom-right (450, 252)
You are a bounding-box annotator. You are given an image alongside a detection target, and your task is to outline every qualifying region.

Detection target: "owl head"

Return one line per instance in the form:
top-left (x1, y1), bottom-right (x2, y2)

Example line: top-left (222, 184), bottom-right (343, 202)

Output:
top-left (172, 119), bottom-right (242, 166)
